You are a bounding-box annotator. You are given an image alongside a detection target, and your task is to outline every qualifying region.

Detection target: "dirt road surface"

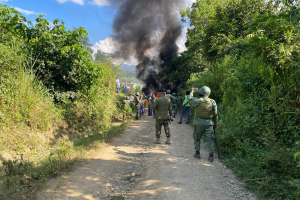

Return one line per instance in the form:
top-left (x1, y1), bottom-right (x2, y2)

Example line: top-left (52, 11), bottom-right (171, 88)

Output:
top-left (37, 115), bottom-right (257, 200)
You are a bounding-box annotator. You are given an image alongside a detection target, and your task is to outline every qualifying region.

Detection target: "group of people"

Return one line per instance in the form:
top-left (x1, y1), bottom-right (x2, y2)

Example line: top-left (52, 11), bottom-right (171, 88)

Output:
top-left (122, 86), bottom-right (218, 162)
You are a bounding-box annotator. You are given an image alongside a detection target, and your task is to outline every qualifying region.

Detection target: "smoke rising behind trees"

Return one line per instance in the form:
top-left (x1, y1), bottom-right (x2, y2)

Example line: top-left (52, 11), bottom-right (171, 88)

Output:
top-left (111, 0), bottom-right (185, 90)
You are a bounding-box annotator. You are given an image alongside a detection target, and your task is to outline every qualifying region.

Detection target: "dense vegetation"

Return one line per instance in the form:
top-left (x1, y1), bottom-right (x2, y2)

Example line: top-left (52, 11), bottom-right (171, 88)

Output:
top-left (167, 0), bottom-right (300, 199)
top-left (0, 5), bottom-right (130, 199)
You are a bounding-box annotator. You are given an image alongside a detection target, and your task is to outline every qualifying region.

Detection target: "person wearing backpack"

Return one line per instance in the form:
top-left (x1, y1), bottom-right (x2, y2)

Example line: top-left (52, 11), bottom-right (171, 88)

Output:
top-left (189, 87), bottom-right (218, 162)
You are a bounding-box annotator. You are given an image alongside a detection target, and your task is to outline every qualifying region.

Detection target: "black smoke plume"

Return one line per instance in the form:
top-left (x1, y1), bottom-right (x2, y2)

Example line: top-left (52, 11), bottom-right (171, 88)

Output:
top-left (111, 0), bottom-right (184, 92)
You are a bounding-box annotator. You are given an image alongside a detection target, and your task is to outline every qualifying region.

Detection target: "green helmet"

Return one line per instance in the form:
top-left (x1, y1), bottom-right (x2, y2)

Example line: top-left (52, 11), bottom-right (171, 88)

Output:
top-left (199, 86), bottom-right (211, 100)
top-left (136, 92), bottom-right (140, 96)
top-left (166, 90), bottom-right (171, 94)
top-left (172, 92), bottom-right (176, 96)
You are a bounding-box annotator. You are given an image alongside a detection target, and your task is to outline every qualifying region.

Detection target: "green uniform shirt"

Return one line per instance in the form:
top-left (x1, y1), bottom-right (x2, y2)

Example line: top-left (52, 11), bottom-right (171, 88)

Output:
top-left (189, 93), bottom-right (218, 126)
top-left (150, 96), bottom-right (172, 120)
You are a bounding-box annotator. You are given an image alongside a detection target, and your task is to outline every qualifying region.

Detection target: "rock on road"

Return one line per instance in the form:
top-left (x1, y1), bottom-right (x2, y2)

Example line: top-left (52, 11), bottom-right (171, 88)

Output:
top-left (37, 114), bottom-right (257, 200)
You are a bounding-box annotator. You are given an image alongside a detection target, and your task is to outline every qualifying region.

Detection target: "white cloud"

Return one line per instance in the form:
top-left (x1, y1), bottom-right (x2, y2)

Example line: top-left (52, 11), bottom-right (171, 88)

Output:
top-left (14, 7), bottom-right (39, 15)
top-left (0, 0), bottom-right (10, 3)
top-left (56, 0), bottom-right (110, 6)
top-left (56, 0), bottom-right (85, 5)
top-left (92, 37), bottom-right (139, 65)
top-left (89, 0), bottom-right (110, 6)
top-left (185, 0), bottom-right (197, 7)
top-left (177, 27), bottom-right (188, 53)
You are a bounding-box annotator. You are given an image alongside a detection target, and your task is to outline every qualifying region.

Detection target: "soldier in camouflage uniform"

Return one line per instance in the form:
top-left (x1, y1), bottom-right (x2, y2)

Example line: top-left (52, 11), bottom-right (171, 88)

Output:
top-left (151, 94), bottom-right (157, 118)
top-left (166, 89), bottom-right (171, 100)
top-left (171, 92), bottom-right (178, 117)
top-left (189, 87), bottom-right (218, 162)
top-left (134, 92), bottom-right (141, 120)
top-left (122, 96), bottom-right (132, 120)
top-left (150, 89), bottom-right (173, 145)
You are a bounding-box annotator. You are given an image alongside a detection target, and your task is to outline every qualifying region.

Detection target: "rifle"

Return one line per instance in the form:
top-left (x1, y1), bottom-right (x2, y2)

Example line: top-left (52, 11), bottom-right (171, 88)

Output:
top-left (213, 127), bottom-right (221, 159)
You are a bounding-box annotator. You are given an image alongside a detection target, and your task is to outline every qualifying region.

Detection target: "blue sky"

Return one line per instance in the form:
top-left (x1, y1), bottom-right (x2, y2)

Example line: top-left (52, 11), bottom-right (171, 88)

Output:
top-left (1, 0), bottom-right (118, 43)
top-left (1, 0), bottom-right (195, 65)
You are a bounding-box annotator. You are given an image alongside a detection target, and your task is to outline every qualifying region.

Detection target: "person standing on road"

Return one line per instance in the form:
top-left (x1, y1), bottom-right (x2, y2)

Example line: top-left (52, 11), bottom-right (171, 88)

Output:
top-left (139, 96), bottom-right (144, 118)
top-left (129, 93), bottom-right (134, 109)
top-left (151, 94), bottom-right (157, 118)
top-left (134, 92), bottom-right (141, 120)
top-left (189, 86), bottom-right (218, 162)
top-left (147, 94), bottom-right (152, 116)
top-left (171, 92), bottom-right (178, 118)
top-left (150, 89), bottom-right (173, 145)
top-left (116, 78), bottom-right (120, 93)
top-left (179, 91), bottom-right (191, 124)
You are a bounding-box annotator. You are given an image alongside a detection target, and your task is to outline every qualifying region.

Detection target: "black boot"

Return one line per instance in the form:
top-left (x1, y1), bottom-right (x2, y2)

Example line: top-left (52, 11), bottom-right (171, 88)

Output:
top-left (178, 121), bottom-right (182, 124)
top-left (193, 151), bottom-right (200, 159)
top-left (208, 153), bottom-right (214, 162)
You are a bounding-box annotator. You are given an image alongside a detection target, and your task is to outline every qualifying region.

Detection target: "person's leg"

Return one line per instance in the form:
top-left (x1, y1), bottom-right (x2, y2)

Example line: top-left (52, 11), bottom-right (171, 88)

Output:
top-left (194, 125), bottom-right (205, 158)
top-left (136, 105), bottom-right (140, 119)
top-left (163, 120), bottom-right (171, 144)
top-left (154, 120), bottom-right (163, 144)
top-left (173, 104), bottom-right (178, 117)
top-left (148, 105), bottom-right (151, 116)
top-left (186, 107), bottom-right (191, 123)
top-left (204, 126), bottom-right (215, 162)
top-left (179, 106), bottom-right (186, 123)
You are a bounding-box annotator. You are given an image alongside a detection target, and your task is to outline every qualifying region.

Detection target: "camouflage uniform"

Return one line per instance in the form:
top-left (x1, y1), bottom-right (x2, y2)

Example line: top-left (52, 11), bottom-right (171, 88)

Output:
top-left (122, 97), bottom-right (132, 120)
top-left (150, 95), bottom-right (172, 140)
top-left (134, 92), bottom-right (141, 120)
top-left (189, 86), bottom-right (218, 162)
top-left (171, 93), bottom-right (178, 117)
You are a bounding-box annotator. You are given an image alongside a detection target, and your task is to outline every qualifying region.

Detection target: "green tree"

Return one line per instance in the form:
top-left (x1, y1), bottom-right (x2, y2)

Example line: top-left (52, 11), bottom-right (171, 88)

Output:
top-left (94, 50), bottom-right (107, 62)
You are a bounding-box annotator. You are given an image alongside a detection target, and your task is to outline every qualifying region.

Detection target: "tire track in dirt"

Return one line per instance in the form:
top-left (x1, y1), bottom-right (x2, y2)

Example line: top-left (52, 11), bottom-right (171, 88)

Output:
top-left (37, 115), bottom-right (257, 200)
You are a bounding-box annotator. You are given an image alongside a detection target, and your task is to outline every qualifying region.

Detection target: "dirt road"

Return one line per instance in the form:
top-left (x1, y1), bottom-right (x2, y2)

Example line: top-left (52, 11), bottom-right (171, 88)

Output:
top-left (37, 115), bottom-right (257, 200)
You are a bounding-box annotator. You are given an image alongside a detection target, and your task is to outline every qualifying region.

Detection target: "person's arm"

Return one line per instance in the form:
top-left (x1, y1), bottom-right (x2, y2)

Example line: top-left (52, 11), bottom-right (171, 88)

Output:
top-left (211, 100), bottom-right (218, 125)
top-left (168, 101), bottom-right (173, 117)
top-left (150, 98), bottom-right (158, 109)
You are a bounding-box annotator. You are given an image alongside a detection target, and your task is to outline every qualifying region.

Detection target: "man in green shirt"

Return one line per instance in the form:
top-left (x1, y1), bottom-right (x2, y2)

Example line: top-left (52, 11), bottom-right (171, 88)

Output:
top-left (189, 86), bottom-right (218, 162)
top-left (171, 92), bottom-right (178, 118)
top-left (150, 89), bottom-right (173, 145)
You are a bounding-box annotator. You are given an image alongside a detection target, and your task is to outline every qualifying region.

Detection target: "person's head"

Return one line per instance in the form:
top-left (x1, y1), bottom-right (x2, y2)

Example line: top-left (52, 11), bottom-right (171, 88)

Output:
top-left (166, 89), bottom-right (171, 94)
top-left (199, 86), bottom-right (211, 100)
top-left (148, 94), bottom-right (151, 97)
top-left (157, 89), bottom-right (165, 97)
top-left (172, 92), bottom-right (176, 96)
top-left (186, 91), bottom-right (190, 95)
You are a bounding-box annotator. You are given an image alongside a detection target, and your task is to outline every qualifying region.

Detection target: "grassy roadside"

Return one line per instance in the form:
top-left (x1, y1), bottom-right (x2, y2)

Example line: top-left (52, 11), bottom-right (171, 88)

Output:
top-left (0, 119), bottom-right (133, 200)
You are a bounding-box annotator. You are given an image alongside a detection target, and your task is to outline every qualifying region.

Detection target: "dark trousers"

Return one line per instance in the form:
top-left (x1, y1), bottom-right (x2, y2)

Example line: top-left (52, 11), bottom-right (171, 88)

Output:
top-left (179, 106), bottom-right (191, 122)
top-left (148, 105), bottom-right (152, 116)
